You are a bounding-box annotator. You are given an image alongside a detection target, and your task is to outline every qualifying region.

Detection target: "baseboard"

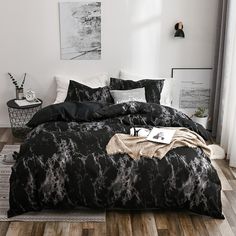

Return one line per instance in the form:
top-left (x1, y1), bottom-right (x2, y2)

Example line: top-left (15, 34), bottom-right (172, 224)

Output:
top-left (0, 122), bottom-right (10, 128)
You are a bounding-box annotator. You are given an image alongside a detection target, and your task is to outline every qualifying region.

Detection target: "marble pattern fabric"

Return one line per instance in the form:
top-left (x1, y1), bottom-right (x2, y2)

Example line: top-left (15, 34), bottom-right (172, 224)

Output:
top-left (8, 102), bottom-right (223, 219)
top-left (65, 80), bottom-right (113, 103)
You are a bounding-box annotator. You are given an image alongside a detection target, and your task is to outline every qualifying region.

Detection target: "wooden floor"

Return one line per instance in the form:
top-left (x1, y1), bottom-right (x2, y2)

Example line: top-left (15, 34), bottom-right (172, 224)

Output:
top-left (1, 128), bottom-right (236, 236)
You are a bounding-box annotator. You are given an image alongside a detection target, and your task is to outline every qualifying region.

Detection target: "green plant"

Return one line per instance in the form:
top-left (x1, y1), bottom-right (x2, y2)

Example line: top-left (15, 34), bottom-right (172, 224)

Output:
top-left (8, 73), bottom-right (26, 89)
top-left (194, 107), bottom-right (207, 118)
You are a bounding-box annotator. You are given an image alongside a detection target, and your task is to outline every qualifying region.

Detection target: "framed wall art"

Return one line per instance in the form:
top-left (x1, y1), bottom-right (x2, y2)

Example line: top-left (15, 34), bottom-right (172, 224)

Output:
top-left (171, 68), bottom-right (213, 116)
top-left (59, 2), bottom-right (101, 60)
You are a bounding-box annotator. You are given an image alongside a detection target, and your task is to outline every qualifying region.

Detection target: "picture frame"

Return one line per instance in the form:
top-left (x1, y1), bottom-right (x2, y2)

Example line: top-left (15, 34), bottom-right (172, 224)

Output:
top-left (171, 68), bottom-right (213, 116)
top-left (59, 2), bottom-right (101, 60)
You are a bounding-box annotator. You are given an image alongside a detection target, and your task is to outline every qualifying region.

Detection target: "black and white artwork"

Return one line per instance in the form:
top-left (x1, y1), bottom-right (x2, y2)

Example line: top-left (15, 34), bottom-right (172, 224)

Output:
top-left (171, 68), bottom-right (213, 116)
top-left (59, 2), bottom-right (101, 60)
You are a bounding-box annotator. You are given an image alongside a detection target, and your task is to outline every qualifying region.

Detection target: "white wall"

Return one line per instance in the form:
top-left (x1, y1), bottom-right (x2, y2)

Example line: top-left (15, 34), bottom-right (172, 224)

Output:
top-left (0, 0), bottom-right (220, 126)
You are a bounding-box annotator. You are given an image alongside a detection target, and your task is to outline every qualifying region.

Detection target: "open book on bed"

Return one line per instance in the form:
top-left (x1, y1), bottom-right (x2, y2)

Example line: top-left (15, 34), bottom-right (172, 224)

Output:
top-left (130, 127), bottom-right (176, 144)
top-left (146, 128), bottom-right (176, 144)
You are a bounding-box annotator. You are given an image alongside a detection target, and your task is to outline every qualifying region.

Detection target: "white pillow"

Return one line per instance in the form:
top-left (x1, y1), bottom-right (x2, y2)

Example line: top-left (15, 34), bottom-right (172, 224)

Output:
top-left (110, 88), bottom-right (147, 104)
top-left (119, 70), bottom-right (173, 107)
top-left (54, 74), bottom-right (109, 104)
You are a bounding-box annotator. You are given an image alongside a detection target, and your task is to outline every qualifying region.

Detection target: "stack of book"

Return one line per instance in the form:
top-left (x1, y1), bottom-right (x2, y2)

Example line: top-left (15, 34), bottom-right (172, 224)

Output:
top-left (14, 98), bottom-right (41, 107)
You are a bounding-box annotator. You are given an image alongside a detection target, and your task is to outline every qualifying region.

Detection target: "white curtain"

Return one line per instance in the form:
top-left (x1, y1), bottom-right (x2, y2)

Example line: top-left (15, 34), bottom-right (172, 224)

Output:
top-left (218, 0), bottom-right (236, 167)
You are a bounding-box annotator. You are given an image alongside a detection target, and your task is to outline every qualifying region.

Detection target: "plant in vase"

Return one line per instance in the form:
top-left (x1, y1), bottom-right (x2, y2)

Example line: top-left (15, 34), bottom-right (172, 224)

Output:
top-left (8, 73), bottom-right (26, 99)
top-left (192, 107), bottom-right (208, 129)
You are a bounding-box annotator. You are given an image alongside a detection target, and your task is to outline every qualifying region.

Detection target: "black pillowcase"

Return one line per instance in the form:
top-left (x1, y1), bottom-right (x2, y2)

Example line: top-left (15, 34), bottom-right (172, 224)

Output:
top-left (110, 77), bottom-right (164, 104)
top-left (65, 80), bottom-right (114, 103)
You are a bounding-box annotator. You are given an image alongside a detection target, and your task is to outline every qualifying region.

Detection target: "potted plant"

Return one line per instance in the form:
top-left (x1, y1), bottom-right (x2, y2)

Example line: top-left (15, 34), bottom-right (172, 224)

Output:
top-left (192, 107), bottom-right (208, 129)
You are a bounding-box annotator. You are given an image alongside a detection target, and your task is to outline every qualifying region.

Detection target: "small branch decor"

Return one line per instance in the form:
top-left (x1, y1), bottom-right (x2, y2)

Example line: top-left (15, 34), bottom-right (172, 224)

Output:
top-left (8, 73), bottom-right (27, 99)
top-left (8, 73), bottom-right (26, 89)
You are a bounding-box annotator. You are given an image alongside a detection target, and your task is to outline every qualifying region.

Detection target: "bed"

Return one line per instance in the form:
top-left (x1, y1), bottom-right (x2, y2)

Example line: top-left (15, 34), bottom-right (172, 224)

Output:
top-left (7, 75), bottom-right (224, 219)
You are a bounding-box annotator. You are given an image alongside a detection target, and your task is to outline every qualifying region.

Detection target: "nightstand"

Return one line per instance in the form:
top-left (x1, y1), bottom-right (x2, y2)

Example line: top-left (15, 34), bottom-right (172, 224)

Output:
top-left (7, 99), bottom-right (42, 139)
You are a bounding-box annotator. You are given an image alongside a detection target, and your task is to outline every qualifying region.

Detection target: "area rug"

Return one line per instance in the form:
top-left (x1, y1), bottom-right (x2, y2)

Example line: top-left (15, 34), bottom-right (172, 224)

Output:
top-left (0, 145), bottom-right (105, 222)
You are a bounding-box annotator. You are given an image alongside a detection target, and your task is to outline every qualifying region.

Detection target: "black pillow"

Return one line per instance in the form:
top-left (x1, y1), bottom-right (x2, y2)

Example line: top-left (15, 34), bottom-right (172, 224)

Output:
top-left (27, 101), bottom-right (107, 128)
top-left (65, 80), bottom-right (114, 103)
top-left (110, 78), bottom-right (164, 104)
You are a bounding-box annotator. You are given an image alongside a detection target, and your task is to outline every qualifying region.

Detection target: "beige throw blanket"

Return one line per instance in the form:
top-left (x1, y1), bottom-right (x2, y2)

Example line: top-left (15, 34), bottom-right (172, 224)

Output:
top-left (106, 128), bottom-right (211, 160)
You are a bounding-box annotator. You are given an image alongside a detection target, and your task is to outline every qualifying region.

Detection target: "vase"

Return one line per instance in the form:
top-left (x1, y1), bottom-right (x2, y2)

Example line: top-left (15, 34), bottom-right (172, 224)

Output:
top-left (16, 88), bottom-right (24, 100)
top-left (192, 115), bottom-right (208, 129)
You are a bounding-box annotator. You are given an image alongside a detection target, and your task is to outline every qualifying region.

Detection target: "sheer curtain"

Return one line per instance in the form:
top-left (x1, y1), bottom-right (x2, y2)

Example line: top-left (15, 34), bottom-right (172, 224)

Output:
top-left (218, 0), bottom-right (236, 167)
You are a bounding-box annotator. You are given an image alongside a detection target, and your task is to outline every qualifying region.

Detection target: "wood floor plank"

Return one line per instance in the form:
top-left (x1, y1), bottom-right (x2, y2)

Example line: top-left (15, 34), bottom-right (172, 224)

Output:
top-left (0, 222), bottom-right (10, 236)
top-left (130, 213), bottom-right (143, 236)
top-left (117, 212), bottom-right (132, 236)
top-left (224, 191), bottom-right (236, 214)
top-left (43, 222), bottom-right (70, 236)
top-left (106, 212), bottom-right (119, 236)
top-left (178, 213), bottom-right (196, 236)
top-left (93, 223), bottom-right (106, 236)
top-left (190, 215), bottom-right (209, 236)
top-left (6, 133), bottom-right (22, 145)
top-left (131, 212), bottom-right (158, 236)
top-left (211, 161), bottom-right (232, 190)
top-left (82, 222), bottom-right (96, 229)
top-left (0, 129), bottom-right (9, 143)
top-left (141, 212), bottom-right (158, 236)
top-left (203, 218), bottom-right (222, 236)
top-left (0, 142), bottom-right (5, 152)
top-left (6, 222), bottom-right (20, 236)
top-left (31, 222), bottom-right (45, 236)
top-left (229, 167), bottom-right (236, 179)
top-left (68, 223), bottom-right (83, 236)
top-left (215, 159), bottom-right (236, 180)
top-left (154, 212), bottom-right (168, 230)
top-left (6, 222), bottom-right (34, 236)
top-left (214, 218), bottom-right (235, 236)
top-left (228, 180), bottom-right (236, 190)
top-left (0, 128), bottom-right (22, 145)
top-left (221, 191), bottom-right (236, 227)
top-left (157, 229), bottom-right (170, 236)
top-left (165, 213), bottom-right (183, 236)
top-left (0, 129), bottom-right (6, 138)
top-left (82, 228), bottom-right (94, 236)
top-left (231, 226), bottom-right (236, 236)
top-left (43, 222), bottom-right (57, 236)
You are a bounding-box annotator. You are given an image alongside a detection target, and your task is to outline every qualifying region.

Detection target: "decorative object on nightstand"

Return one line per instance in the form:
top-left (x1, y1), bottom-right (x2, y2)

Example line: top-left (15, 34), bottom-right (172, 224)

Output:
top-left (7, 98), bottom-right (42, 139)
top-left (25, 90), bottom-right (36, 102)
top-left (174, 22), bottom-right (185, 38)
top-left (192, 107), bottom-right (209, 129)
top-left (8, 73), bottom-right (26, 99)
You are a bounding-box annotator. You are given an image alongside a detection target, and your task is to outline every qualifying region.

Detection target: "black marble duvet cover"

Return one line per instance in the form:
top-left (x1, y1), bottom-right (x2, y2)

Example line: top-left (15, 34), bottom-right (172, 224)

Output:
top-left (8, 102), bottom-right (224, 219)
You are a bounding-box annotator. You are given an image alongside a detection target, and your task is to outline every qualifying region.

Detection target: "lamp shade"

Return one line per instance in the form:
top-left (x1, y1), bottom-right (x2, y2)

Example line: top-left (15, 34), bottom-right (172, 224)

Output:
top-left (174, 22), bottom-right (185, 38)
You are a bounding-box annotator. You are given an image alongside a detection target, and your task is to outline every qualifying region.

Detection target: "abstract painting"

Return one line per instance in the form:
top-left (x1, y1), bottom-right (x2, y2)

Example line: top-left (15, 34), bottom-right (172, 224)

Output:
top-left (171, 68), bottom-right (212, 116)
top-left (59, 2), bottom-right (101, 60)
